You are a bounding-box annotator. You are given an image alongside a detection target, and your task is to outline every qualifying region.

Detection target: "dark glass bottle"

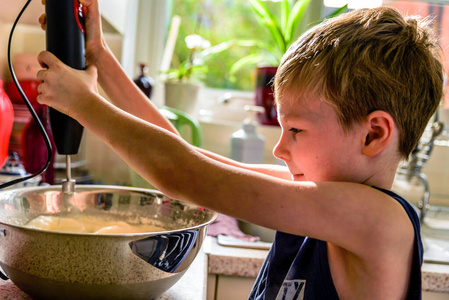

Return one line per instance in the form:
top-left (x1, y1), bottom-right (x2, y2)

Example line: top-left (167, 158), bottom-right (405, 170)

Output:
top-left (134, 63), bottom-right (155, 99)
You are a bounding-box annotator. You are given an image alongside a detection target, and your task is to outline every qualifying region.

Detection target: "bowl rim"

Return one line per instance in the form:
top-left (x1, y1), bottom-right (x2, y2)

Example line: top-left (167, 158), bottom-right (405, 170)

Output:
top-left (0, 184), bottom-right (218, 237)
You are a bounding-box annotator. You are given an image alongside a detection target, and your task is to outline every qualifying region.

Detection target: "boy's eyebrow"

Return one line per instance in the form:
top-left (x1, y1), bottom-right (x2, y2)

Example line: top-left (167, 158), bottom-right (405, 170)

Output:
top-left (279, 109), bottom-right (313, 125)
top-left (280, 97), bottom-right (334, 127)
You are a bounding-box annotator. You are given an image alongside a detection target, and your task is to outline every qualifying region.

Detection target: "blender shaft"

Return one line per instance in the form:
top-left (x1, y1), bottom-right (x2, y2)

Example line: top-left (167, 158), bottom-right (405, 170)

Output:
top-left (62, 155), bottom-right (75, 193)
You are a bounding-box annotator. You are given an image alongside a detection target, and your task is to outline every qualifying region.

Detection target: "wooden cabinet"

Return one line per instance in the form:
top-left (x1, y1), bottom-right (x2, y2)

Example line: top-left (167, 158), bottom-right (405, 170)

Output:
top-left (208, 274), bottom-right (256, 300)
top-left (423, 291), bottom-right (449, 300)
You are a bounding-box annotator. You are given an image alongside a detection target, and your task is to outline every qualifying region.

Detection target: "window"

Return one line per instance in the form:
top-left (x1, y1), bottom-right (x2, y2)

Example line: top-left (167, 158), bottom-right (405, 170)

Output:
top-left (169, 0), bottom-right (289, 91)
top-left (163, 0), bottom-right (449, 105)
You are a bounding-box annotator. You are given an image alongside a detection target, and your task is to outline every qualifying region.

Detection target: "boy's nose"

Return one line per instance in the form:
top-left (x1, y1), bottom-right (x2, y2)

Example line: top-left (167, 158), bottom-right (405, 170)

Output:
top-left (273, 135), bottom-right (290, 162)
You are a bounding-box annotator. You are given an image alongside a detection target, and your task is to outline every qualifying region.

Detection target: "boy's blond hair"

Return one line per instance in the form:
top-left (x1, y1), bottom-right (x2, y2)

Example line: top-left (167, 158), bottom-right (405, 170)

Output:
top-left (275, 6), bottom-right (443, 158)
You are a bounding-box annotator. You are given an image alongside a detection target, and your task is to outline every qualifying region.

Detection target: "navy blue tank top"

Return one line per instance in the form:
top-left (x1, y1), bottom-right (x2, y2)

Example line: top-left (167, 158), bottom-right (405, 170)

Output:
top-left (249, 187), bottom-right (423, 300)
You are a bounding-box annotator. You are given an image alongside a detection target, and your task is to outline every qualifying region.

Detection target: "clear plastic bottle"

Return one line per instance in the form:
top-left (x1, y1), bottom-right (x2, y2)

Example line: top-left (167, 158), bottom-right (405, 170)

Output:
top-left (230, 105), bottom-right (265, 163)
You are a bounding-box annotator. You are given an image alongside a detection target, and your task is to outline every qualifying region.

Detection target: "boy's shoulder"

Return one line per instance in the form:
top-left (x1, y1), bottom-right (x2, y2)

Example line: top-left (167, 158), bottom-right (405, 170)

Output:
top-left (328, 185), bottom-right (420, 299)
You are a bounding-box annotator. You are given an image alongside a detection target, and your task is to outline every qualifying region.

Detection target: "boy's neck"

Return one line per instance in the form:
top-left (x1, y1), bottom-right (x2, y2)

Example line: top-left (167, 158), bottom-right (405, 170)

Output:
top-left (361, 161), bottom-right (399, 191)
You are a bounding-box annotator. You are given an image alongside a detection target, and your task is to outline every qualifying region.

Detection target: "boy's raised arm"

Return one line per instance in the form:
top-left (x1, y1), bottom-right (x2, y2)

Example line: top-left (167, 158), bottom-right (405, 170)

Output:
top-left (78, 0), bottom-right (179, 134)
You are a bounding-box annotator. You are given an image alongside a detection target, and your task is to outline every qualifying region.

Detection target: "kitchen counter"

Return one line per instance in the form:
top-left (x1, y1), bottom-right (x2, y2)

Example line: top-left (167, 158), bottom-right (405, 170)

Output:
top-left (205, 236), bottom-right (449, 293)
top-left (0, 250), bottom-right (207, 300)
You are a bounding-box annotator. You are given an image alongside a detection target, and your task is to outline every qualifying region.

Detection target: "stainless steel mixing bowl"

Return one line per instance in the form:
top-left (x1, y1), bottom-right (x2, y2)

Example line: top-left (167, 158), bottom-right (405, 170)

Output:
top-left (0, 185), bottom-right (217, 300)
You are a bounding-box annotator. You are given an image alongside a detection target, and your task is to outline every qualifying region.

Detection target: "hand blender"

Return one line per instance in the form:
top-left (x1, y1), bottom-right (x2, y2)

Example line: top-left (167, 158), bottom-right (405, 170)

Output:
top-left (45, 0), bottom-right (85, 193)
top-left (45, 0), bottom-right (86, 230)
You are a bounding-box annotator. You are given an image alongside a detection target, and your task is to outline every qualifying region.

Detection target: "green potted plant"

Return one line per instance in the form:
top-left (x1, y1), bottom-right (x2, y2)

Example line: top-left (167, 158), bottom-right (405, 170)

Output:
top-left (232, 0), bottom-right (347, 125)
top-left (164, 34), bottom-right (228, 115)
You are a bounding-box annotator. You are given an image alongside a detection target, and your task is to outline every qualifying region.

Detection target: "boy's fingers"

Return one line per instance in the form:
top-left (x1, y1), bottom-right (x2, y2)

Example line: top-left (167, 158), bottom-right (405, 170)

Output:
top-left (37, 51), bottom-right (49, 69)
top-left (37, 51), bottom-right (60, 69)
top-left (36, 69), bottom-right (44, 81)
top-left (79, 0), bottom-right (102, 38)
top-left (38, 14), bottom-right (46, 30)
top-left (37, 82), bottom-right (45, 94)
top-left (38, 14), bottom-right (46, 24)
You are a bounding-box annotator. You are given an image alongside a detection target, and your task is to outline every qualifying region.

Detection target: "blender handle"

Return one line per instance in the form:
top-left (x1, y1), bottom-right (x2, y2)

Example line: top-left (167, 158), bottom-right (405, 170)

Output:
top-left (45, 0), bottom-right (86, 155)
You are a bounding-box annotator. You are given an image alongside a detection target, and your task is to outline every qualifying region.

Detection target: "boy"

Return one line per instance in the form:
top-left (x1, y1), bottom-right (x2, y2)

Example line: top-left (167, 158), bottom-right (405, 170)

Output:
top-left (37, 2), bottom-right (442, 299)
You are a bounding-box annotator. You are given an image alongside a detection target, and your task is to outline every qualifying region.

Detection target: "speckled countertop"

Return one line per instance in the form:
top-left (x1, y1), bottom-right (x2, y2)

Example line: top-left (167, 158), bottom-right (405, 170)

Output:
top-left (0, 250), bottom-right (207, 300)
top-left (204, 236), bottom-right (449, 293)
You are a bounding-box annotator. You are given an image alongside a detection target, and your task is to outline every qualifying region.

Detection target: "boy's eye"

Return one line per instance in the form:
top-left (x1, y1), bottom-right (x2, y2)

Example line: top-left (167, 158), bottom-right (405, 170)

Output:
top-left (289, 128), bottom-right (302, 135)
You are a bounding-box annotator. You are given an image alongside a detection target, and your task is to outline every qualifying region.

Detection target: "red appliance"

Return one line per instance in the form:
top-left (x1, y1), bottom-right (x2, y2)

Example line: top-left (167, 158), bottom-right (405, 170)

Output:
top-left (0, 79), bottom-right (14, 168)
top-left (21, 105), bottom-right (56, 184)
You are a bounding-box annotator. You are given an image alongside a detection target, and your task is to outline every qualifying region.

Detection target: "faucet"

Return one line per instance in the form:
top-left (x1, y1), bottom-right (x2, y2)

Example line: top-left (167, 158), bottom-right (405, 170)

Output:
top-left (397, 116), bottom-right (444, 222)
top-left (218, 92), bottom-right (253, 104)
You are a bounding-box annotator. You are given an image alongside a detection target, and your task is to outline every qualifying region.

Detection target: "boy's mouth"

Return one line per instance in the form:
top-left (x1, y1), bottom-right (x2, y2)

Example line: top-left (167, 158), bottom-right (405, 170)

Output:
top-left (292, 174), bottom-right (305, 181)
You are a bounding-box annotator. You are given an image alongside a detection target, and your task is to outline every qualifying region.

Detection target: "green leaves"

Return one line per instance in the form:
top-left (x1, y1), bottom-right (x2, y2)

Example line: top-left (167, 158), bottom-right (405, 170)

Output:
top-left (284, 0), bottom-right (312, 47)
top-left (231, 0), bottom-right (347, 75)
top-left (249, 0), bottom-right (286, 56)
top-left (165, 36), bottom-right (230, 82)
top-left (326, 4), bottom-right (348, 19)
top-left (248, 0), bottom-right (312, 57)
top-left (165, 61), bottom-right (208, 82)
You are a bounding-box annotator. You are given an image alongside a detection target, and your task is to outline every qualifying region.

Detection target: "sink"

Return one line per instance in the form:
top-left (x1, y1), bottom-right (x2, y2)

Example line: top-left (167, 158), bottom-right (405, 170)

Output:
top-left (423, 206), bottom-right (449, 235)
top-left (422, 206), bottom-right (449, 264)
top-left (423, 236), bottom-right (449, 265)
top-left (197, 113), bottom-right (282, 165)
top-left (215, 222), bottom-right (275, 250)
top-left (197, 94), bottom-right (253, 124)
top-left (194, 89), bottom-right (282, 164)
top-left (196, 90), bottom-right (261, 125)
top-left (198, 107), bottom-right (247, 124)
top-left (238, 221), bottom-right (276, 243)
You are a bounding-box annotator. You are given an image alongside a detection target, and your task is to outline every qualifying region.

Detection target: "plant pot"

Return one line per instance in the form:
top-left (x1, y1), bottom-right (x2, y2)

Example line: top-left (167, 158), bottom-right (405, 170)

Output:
top-left (164, 81), bottom-right (201, 116)
top-left (255, 66), bottom-right (279, 126)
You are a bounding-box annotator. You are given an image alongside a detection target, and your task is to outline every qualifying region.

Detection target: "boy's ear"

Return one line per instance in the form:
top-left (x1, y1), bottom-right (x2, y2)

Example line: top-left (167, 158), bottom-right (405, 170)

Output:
top-left (362, 111), bottom-right (395, 157)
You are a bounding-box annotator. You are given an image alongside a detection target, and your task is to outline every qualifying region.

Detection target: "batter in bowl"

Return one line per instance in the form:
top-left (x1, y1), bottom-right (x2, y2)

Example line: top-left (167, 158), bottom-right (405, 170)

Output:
top-left (25, 215), bottom-right (166, 234)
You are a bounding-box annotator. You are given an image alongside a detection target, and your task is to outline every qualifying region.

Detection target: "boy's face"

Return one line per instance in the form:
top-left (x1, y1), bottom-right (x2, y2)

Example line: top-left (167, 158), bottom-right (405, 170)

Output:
top-left (273, 91), bottom-right (365, 183)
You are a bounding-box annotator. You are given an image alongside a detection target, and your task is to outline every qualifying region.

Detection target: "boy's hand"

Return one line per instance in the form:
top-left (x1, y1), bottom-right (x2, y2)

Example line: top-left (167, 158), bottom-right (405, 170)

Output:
top-left (78, 0), bottom-right (105, 66)
top-left (38, 0), bottom-right (105, 67)
top-left (36, 51), bottom-right (98, 119)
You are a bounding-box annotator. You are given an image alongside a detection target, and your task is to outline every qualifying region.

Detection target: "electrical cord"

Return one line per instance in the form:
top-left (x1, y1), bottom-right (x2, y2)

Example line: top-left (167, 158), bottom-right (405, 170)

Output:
top-left (0, 0), bottom-right (53, 190)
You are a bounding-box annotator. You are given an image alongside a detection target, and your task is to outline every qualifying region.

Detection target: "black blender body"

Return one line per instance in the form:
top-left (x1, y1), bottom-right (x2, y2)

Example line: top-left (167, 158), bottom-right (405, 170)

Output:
top-left (45, 0), bottom-right (85, 155)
